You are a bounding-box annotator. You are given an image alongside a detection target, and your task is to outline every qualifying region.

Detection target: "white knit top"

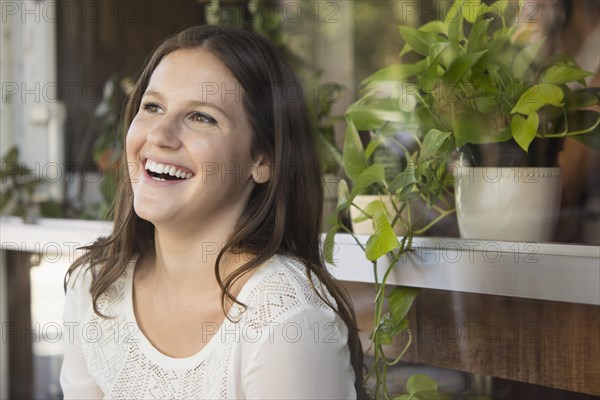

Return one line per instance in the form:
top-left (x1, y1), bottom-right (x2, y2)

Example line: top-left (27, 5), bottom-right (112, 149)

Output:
top-left (60, 254), bottom-right (356, 399)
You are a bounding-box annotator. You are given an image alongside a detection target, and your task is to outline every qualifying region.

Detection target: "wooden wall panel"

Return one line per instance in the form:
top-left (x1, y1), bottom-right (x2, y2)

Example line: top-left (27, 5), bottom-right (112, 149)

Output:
top-left (344, 282), bottom-right (600, 396)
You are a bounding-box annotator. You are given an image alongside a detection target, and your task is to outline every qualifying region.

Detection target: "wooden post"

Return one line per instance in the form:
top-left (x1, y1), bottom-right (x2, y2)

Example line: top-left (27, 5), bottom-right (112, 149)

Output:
top-left (5, 250), bottom-right (34, 400)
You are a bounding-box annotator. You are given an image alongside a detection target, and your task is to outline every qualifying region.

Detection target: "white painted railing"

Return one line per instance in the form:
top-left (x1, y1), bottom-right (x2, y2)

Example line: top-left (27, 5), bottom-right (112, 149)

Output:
top-left (2, 216), bottom-right (599, 305)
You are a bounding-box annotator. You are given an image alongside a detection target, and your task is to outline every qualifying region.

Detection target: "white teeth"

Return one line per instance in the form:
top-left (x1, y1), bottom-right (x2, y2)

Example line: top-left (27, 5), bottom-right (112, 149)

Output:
top-left (144, 159), bottom-right (193, 180)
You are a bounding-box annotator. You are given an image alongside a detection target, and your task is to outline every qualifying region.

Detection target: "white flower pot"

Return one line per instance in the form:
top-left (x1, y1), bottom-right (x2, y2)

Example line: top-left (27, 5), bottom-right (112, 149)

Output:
top-left (454, 166), bottom-right (563, 242)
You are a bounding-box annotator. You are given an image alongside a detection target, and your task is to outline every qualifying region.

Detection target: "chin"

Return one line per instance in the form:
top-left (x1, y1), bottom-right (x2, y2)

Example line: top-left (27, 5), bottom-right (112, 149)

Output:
top-left (132, 201), bottom-right (175, 226)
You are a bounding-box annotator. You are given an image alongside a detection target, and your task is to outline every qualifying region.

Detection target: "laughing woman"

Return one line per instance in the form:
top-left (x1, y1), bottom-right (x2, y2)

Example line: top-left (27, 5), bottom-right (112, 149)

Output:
top-left (60, 25), bottom-right (367, 399)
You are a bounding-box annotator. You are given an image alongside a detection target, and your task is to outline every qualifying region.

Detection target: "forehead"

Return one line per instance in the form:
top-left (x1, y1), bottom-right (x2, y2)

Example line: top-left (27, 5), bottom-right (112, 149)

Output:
top-left (146, 48), bottom-right (244, 105)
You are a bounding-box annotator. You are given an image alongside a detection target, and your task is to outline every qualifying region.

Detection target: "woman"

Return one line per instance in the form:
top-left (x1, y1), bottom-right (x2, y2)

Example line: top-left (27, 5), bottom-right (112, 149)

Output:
top-left (60, 25), bottom-right (367, 399)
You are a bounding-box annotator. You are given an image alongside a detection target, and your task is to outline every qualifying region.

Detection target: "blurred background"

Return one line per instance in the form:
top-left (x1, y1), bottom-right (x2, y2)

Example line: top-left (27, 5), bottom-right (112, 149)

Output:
top-left (1, 0), bottom-right (598, 399)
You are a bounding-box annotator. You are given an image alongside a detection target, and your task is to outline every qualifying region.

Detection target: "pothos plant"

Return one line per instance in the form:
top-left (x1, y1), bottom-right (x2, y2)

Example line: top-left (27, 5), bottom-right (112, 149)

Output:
top-left (345, 0), bottom-right (599, 155)
top-left (324, 122), bottom-right (454, 400)
top-left (325, 0), bottom-right (599, 398)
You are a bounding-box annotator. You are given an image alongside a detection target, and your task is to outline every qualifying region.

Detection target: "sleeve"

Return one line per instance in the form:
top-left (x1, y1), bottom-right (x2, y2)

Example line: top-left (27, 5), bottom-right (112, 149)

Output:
top-left (243, 307), bottom-right (356, 400)
top-left (59, 271), bottom-right (105, 399)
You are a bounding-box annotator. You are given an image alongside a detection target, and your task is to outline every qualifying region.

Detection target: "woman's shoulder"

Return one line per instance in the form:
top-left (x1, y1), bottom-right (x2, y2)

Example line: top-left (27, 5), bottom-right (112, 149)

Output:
top-left (239, 253), bottom-right (338, 326)
top-left (64, 257), bottom-right (132, 310)
top-left (64, 263), bottom-right (95, 298)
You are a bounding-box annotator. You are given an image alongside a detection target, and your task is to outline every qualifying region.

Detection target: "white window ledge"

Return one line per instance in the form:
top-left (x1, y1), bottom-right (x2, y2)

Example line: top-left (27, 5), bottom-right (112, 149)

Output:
top-left (1, 216), bottom-right (599, 305)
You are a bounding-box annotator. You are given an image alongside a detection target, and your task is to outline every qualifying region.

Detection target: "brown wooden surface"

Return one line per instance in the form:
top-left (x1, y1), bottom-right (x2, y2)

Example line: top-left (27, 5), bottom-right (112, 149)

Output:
top-left (5, 251), bottom-right (34, 400)
top-left (56, 0), bottom-right (208, 171)
top-left (344, 282), bottom-right (600, 396)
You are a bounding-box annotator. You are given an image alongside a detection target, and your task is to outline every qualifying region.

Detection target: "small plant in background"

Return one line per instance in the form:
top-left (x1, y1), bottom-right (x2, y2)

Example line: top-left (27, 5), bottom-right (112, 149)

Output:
top-left (0, 147), bottom-right (62, 222)
top-left (206, 0), bottom-right (345, 175)
top-left (78, 76), bottom-right (133, 220)
top-left (307, 73), bottom-right (344, 174)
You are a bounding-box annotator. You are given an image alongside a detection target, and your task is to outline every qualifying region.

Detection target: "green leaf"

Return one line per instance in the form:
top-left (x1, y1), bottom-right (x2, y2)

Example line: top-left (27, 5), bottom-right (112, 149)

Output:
top-left (390, 164), bottom-right (417, 192)
top-left (567, 110), bottom-right (600, 151)
top-left (1, 147), bottom-right (19, 164)
top-left (573, 130), bottom-right (600, 152)
top-left (365, 211), bottom-right (400, 260)
top-left (540, 65), bottom-right (594, 85)
top-left (511, 84), bottom-right (564, 115)
top-left (564, 88), bottom-right (600, 110)
top-left (350, 164), bottom-right (386, 197)
top-left (323, 224), bottom-right (340, 264)
top-left (345, 110), bottom-right (385, 131)
top-left (485, 0), bottom-right (509, 16)
top-left (467, 17), bottom-right (492, 53)
top-left (362, 60), bottom-right (427, 85)
top-left (447, 0), bottom-right (464, 46)
top-left (398, 26), bottom-right (444, 57)
top-left (428, 43), bottom-right (450, 65)
top-left (511, 112), bottom-right (539, 152)
top-left (419, 20), bottom-right (449, 35)
top-left (346, 108), bottom-right (410, 131)
top-left (453, 108), bottom-right (511, 146)
top-left (39, 200), bottom-right (63, 218)
top-left (571, 129), bottom-right (600, 152)
top-left (0, 190), bottom-right (12, 212)
top-left (352, 199), bottom-right (387, 223)
top-left (420, 129), bottom-right (452, 160)
top-left (388, 287), bottom-right (420, 322)
top-left (333, 179), bottom-right (351, 213)
top-left (365, 134), bottom-right (384, 160)
top-left (342, 123), bottom-right (367, 181)
top-left (412, 390), bottom-right (442, 400)
top-left (372, 312), bottom-right (409, 346)
top-left (443, 50), bottom-right (488, 83)
top-left (462, 0), bottom-right (483, 23)
top-left (407, 374), bottom-right (439, 395)
top-left (512, 39), bottom-right (544, 79)
top-left (0, 164), bottom-right (33, 179)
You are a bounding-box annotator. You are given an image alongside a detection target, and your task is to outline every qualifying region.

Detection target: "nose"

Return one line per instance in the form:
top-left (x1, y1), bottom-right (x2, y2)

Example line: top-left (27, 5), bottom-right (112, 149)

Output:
top-left (146, 113), bottom-right (182, 149)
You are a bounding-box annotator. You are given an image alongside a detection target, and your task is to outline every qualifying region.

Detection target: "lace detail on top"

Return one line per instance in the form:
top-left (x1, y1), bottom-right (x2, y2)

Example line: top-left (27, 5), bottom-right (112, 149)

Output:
top-left (73, 254), bottom-right (347, 399)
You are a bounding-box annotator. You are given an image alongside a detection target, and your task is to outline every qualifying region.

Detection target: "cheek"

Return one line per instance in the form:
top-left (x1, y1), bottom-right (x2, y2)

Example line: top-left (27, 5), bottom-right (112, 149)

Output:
top-left (125, 120), bottom-right (144, 159)
top-left (125, 122), bottom-right (146, 180)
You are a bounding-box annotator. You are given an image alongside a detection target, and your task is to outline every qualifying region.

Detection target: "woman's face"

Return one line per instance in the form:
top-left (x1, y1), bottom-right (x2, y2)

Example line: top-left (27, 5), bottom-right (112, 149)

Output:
top-left (126, 48), bottom-right (268, 230)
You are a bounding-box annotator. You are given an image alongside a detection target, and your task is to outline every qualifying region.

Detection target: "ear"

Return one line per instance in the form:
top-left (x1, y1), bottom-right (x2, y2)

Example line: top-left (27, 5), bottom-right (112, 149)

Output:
top-left (250, 154), bottom-right (270, 184)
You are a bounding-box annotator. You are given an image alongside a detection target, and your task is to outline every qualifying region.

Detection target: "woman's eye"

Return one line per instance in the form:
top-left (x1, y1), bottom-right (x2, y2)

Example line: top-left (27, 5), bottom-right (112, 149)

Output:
top-left (142, 102), bottom-right (162, 113)
top-left (190, 112), bottom-right (217, 125)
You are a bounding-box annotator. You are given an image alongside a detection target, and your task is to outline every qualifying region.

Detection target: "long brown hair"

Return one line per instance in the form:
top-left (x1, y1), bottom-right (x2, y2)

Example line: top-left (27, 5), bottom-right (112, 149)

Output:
top-left (65, 25), bottom-right (367, 398)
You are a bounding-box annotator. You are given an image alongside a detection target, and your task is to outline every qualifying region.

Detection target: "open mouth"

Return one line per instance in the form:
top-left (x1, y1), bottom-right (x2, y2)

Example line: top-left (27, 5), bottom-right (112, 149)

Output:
top-left (144, 159), bottom-right (194, 181)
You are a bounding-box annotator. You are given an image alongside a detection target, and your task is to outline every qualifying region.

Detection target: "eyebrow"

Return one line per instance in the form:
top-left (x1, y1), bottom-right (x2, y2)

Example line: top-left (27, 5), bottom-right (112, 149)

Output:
top-left (142, 89), bottom-right (230, 118)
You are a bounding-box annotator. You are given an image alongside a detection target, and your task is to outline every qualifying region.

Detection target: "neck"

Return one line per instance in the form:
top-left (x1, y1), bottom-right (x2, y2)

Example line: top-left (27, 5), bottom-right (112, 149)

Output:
top-left (142, 212), bottom-right (249, 297)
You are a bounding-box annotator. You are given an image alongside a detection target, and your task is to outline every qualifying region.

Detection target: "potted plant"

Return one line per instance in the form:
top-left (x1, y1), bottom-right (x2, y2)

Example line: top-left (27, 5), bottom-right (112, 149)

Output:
top-left (325, 121), bottom-right (454, 399)
top-left (325, 0), bottom-right (598, 397)
top-left (342, 0), bottom-right (599, 242)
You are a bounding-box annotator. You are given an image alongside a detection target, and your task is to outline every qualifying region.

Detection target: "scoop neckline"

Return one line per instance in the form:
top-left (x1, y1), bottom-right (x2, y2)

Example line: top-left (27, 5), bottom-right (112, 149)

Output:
top-left (123, 254), bottom-right (280, 369)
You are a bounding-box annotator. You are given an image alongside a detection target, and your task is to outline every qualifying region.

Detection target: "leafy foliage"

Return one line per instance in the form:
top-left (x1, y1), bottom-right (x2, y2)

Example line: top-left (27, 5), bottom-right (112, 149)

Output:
top-left (0, 147), bottom-right (62, 222)
top-left (326, 0), bottom-right (599, 398)
top-left (351, 0), bottom-right (599, 153)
